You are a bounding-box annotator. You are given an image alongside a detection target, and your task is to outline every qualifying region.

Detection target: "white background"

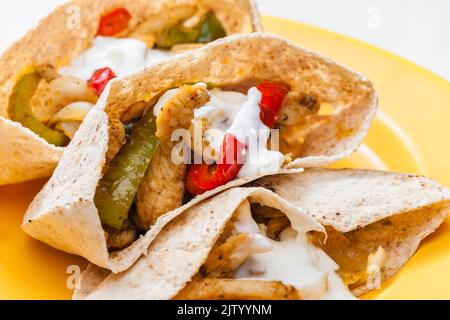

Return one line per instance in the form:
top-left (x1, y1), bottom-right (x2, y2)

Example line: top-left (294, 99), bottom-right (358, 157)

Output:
top-left (0, 0), bottom-right (449, 81)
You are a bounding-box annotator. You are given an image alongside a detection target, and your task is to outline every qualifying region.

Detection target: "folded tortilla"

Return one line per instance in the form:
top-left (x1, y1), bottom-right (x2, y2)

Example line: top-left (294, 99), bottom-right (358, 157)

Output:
top-left (0, 0), bottom-right (262, 185)
top-left (22, 33), bottom-right (377, 272)
top-left (73, 170), bottom-right (450, 300)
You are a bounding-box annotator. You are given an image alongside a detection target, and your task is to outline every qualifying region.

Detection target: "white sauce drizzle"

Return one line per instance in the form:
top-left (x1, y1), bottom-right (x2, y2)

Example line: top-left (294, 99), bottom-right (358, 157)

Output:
top-left (233, 200), bottom-right (260, 234)
top-left (194, 89), bottom-right (245, 154)
top-left (60, 36), bottom-right (175, 80)
top-left (232, 200), bottom-right (357, 300)
top-left (228, 88), bottom-right (285, 177)
top-left (191, 87), bottom-right (286, 177)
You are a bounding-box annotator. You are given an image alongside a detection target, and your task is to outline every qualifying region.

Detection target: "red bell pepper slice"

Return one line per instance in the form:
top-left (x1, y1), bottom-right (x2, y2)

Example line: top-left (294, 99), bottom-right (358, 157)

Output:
top-left (257, 82), bottom-right (289, 128)
top-left (186, 134), bottom-right (246, 196)
top-left (88, 67), bottom-right (117, 96)
top-left (186, 82), bottom-right (289, 195)
top-left (97, 8), bottom-right (132, 37)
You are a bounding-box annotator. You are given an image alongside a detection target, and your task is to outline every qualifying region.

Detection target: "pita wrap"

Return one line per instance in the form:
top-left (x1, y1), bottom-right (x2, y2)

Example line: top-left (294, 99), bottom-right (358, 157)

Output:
top-left (0, 0), bottom-right (262, 185)
top-left (73, 170), bottom-right (450, 300)
top-left (22, 33), bottom-right (376, 272)
top-left (102, 32), bottom-right (377, 169)
top-left (74, 187), bottom-right (327, 300)
top-left (254, 169), bottom-right (450, 295)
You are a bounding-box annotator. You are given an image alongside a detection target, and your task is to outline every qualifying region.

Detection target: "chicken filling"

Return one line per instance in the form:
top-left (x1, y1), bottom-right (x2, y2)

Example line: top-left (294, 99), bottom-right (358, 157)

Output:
top-left (96, 81), bottom-right (323, 250)
top-left (8, 6), bottom-right (227, 146)
top-left (175, 201), bottom-right (385, 300)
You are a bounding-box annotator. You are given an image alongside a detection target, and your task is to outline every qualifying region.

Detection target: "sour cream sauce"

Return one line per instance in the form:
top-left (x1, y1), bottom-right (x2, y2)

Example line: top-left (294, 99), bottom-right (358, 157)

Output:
top-left (152, 86), bottom-right (285, 177)
top-left (60, 36), bottom-right (175, 80)
top-left (160, 86), bottom-right (285, 177)
top-left (232, 201), bottom-right (357, 300)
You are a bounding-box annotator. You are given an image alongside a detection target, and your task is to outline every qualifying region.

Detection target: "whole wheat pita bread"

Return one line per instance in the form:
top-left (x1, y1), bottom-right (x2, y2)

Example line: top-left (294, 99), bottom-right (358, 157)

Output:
top-left (21, 86), bottom-right (279, 273)
top-left (73, 170), bottom-right (450, 299)
top-left (0, 0), bottom-right (262, 185)
top-left (23, 33), bottom-right (377, 272)
top-left (74, 187), bottom-right (324, 300)
top-left (254, 169), bottom-right (450, 295)
top-left (22, 33), bottom-right (376, 272)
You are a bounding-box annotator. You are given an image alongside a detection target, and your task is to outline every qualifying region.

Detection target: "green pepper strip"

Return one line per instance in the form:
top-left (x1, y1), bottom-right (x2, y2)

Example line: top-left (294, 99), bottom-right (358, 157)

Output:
top-left (95, 110), bottom-right (160, 229)
top-left (197, 12), bottom-right (227, 43)
top-left (156, 11), bottom-right (226, 49)
top-left (8, 72), bottom-right (69, 147)
top-left (156, 25), bottom-right (200, 49)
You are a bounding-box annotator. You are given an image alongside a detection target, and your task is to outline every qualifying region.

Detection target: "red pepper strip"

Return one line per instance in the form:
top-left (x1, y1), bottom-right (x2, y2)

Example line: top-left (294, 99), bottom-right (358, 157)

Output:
top-left (257, 82), bottom-right (289, 128)
top-left (88, 67), bottom-right (117, 96)
top-left (186, 134), bottom-right (246, 196)
top-left (186, 83), bottom-right (289, 195)
top-left (97, 7), bottom-right (132, 37)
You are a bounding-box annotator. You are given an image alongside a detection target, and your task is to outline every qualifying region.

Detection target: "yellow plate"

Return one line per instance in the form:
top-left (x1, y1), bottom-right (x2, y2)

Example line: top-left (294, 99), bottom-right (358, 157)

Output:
top-left (1, 16), bottom-right (449, 300)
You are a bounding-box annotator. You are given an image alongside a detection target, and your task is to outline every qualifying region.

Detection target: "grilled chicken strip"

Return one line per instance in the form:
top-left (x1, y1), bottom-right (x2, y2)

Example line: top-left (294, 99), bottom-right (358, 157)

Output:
top-left (135, 85), bottom-right (210, 229)
top-left (175, 279), bottom-right (300, 300)
top-left (104, 221), bottom-right (137, 251)
top-left (201, 234), bottom-right (256, 278)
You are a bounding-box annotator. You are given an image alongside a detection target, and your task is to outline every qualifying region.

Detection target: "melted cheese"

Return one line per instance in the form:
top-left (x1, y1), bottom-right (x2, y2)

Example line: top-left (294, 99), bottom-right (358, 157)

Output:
top-left (60, 36), bottom-right (175, 80)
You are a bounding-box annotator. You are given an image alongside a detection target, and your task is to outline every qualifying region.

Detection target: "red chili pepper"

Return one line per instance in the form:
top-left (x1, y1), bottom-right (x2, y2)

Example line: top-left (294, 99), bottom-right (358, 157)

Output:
top-left (88, 67), bottom-right (117, 96)
top-left (97, 8), bottom-right (132, 37)
top-left (186, 134), bottom-right (246, 196)
top-left (257, 82), bottom-right (289, 128)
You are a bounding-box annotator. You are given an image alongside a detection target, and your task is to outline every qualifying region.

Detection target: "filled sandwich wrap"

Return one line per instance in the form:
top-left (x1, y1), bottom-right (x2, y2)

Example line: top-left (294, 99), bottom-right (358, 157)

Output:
top-left (22, 33), bottom-right (377, 272)
top-left (74, 187), bottom-right (352, 300)
top-left (254, 169), bottom-right (450, 295)
top-left (0, 0), bottom-right (262, 185)
top-left (73, 170), bottom-right (450, 300)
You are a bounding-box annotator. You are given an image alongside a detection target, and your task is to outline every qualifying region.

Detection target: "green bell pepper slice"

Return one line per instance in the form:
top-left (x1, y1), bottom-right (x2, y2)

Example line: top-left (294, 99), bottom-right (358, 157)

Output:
top-left (9, 71), bottom-right (69, 147)
top-left (197, 12), bottom-right (227, 43)
top-left (95, 110), bottom-right (160, 229)
top-left (156, 25), bottom-right (200, 49)
top-left (156, 11), bottom-right (226, 49)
